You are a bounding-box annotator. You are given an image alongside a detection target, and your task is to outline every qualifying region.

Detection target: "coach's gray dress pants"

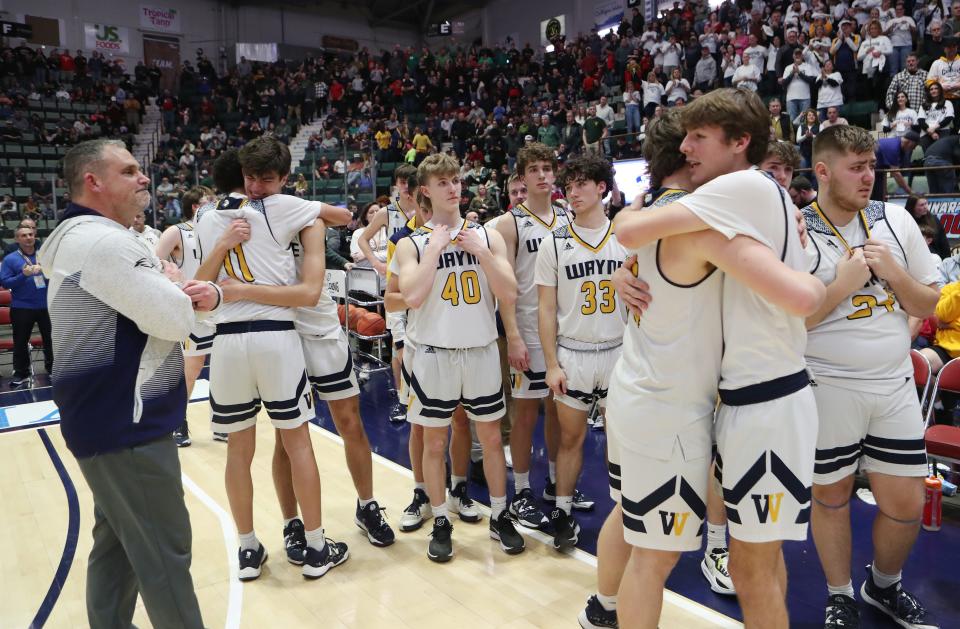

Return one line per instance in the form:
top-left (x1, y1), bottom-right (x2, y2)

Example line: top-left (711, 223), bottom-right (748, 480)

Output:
top-left (77, 436), bottom-right (205, 629)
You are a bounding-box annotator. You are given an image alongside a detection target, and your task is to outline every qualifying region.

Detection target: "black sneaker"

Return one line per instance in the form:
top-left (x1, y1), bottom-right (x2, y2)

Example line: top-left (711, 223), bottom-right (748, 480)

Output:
top-left (489, 511), bottom-right (525, 555)
top-left (509, 488), bottom-right (549, 530)
top-left (283, 518), bottom-right (307, 565)
top-left (824, 594), bottom-right (860, 628)
top-left (10, 377), bottom-right (28, 389)
top-left (578, 594), bottom-right (618, 629)
top-left (860, 565), bottom-right (938, 629)
top-left (388, 401), bottom-right (406, 423)
top-left (213, 432), bottom-right (228, 442)
top-left (550, 508), bottom-right (580, 551)
top-left (355, 500), bottom-right (395, 547)
top-left (400, 488), bottom-right (431, 532)
top-left (428, 516), bottom-right (454, 563)
top-left (302, 539), bottom-right (350, 579)
top-left (543, 480), bottom-right (595, 512)
top-left (173, 423), bottom-right (191, 448)
top-left (238, 544), bottom-right (268, 581)
top-left (449, 481), bottom-right (481, 523)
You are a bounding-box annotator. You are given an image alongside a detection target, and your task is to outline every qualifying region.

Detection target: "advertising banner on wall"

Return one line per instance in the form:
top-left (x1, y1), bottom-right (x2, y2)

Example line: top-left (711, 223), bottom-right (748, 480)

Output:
top-left (140, 6), bottom-right (181, 33)
top-left (84, 23), bottom-right (130, 54)
top-left (143, 36), bottom-right (180, 92)
top-left (927, 197), bottom-right (960, 241)
top-left (594, 0), bottom-right (625, 29)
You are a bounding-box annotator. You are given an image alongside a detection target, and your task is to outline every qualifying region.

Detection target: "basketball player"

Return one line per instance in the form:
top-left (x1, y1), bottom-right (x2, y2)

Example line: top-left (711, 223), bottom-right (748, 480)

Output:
top-left (495, 143), bottom-right (591, 532)
top-left (761, 140), bottom-right (801, 190)
top-left (204, 156), bottom-right (395, 557)
top-left (803, 126), bottom-right (940, 629)
top-left (194, 139), bottom-right (348, 580)
top-left (394, 153), bottom-right (524, 561)
top-left (535, 154), bottom-right (627, 552)
top-left (613, 88), bottom-right (827, 628)
top-left (384, 198), bottom-right (479, 533)
top-left (358, 164), bottom-right (419, 423)
top-left (156, 185), bottom-right (217, 447)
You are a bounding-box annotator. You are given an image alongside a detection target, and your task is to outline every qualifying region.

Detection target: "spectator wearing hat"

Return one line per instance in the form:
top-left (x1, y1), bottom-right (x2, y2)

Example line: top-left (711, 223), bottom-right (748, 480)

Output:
top-left (781, 48), bottom-right (818, 123)
top-left (831, 20), bottom-right (861, 103)
top-left (928, 36), bottom-right (960, 112)
top-left (875, 130), bottom-right (920, 199)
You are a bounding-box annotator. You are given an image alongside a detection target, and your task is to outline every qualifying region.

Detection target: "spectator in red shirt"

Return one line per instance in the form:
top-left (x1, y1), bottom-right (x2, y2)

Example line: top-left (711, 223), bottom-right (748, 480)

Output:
top-left (59, 50), bottom-right (75, 83)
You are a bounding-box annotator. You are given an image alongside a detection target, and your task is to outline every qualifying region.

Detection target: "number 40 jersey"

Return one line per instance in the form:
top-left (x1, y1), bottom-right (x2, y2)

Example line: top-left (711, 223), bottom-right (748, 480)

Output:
top-left (534, 219), bottom-right (628, 344)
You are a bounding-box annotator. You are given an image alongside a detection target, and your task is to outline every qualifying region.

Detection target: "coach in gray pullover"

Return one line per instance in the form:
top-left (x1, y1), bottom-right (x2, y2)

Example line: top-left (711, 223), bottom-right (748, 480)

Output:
top-left (40, 139), bottom-right (220, 629)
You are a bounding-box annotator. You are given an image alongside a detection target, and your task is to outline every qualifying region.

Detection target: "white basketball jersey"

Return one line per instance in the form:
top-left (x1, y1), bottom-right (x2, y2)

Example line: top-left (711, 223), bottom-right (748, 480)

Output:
top-left (174, 221), bottom-right (201, 280)
top-left (290, 235), bottom-right (341, 338)
top-left (608, 188), bottom-right (723, 449)
top-left (511, 203), bottom-right (570, 338)
top-left (387, 201), bottom-right (415, 239)
top-left (534, 219), bottom-right (627, 343)
top-left (678, 168), bottom-right (808, 389)
top-left (804, 200), bottom-right (939, 390)
top-left (195, 192), bottom-right (320, 323)
top-left (405, 220), bottom-right (498, 349)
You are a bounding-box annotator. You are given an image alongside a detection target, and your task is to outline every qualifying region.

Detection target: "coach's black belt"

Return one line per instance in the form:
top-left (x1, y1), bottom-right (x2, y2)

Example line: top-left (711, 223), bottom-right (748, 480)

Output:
top-left (718, 370), bottom-right (811, 407)
top-left (216, 320), bottom-right (295, 335)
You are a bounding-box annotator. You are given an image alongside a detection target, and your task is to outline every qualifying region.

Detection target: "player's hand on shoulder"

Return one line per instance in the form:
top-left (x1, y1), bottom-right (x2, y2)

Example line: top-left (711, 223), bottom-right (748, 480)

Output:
top-left (837, 248), bottom-right (872, 289)
top-left (161, 259), bottom-right (184, 284)
top-left (218, 218), bottom-right (251, 249)
top-left (612, 255), bottom-right (652, 319)
top-left (545, 365), bottom-right (567, 396)
top-left (455, 227), bottom-right (486, 256)
top-left (862, 238), bottom-right (898, 281)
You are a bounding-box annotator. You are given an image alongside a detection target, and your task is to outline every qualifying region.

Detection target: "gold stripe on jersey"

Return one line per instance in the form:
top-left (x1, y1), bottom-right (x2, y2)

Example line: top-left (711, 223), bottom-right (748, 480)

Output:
top-left (810, 201), bottom-right (872, 254)
top-left (568, 221), bottom-right (614, 254)
top-left (224, 244), bottom-right (255, 282)
top-left (516, 202), bottom-right (560, 230)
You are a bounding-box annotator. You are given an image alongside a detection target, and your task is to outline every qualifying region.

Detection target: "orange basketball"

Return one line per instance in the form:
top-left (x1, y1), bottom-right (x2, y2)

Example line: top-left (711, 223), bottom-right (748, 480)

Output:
top-left (348, 306), bottom-right (366, 330)
top-left (357, 311), bottom-right (385, 336)
top-left (337, 304), bottom-right (346, 325)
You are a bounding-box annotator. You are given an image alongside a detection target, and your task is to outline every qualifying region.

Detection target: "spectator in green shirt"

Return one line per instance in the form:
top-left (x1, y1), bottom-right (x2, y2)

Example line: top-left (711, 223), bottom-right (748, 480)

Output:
top-left (537, 114), bottom-right (561, 147)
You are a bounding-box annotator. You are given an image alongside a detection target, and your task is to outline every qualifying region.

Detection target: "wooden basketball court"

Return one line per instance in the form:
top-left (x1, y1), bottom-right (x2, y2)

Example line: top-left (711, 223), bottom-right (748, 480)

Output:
top-left (0, 396), bottom-right (741, 628)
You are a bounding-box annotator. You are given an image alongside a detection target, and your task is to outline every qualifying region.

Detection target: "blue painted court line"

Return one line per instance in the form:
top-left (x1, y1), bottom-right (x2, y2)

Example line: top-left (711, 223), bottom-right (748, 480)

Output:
top-left (30, 428), bottom-right (80, 629)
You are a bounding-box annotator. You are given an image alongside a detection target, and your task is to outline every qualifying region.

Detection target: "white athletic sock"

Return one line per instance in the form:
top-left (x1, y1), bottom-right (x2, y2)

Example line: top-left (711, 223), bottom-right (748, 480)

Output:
top-left (358, 497), bottom-right (374, 508)
top-left (556, 495), bottom-right (573, 515)
top-left (283, 516), bottom-right (298, 528)
top-left (451, 475), bottom-right (467, 489)
top-left (548, 461), bottom-right (557, 483)
top-left (415, 481), bottom-right (426, 491)
top-left (706, 521), bottom-right (727, 554)
top-left (304, 526), bottom-right (327, 552)
top-left (238, 530), bottom-right (259, 551)
top-left (490, 495), bottom-right (507, 520)
top-left (597, 593), bottom-right (618, 612)
top-left (514, 471), bottom-right (531, 493)
top-left (828, 581), bottom-right (856, 599)
top-left (432, 503), bottom-right (450, 521)
top-left (871, 564), bottom-right (902, 589)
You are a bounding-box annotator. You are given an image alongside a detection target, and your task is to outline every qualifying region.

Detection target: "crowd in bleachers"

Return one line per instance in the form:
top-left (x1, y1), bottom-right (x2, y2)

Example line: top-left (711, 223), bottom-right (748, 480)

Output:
top-left (3, 0), bottom-right (960, 235)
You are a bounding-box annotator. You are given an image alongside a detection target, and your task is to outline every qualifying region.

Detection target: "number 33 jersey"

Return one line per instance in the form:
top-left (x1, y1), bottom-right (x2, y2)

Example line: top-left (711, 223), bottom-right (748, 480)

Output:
top-left (803, 200), bottom-right (940, 387)
top-left (534, 219), bottom-right (628, 344)
top-left (405, 220), bottom-right (498, 349)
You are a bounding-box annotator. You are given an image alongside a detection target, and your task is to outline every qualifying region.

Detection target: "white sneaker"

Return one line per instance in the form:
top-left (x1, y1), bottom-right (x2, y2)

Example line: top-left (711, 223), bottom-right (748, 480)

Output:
top-left (504, 444), bottom-right (513, 468)
top-left (701, 548), bottom-right (736, 595)
top-left (448, 481), bottom-right (481, 523)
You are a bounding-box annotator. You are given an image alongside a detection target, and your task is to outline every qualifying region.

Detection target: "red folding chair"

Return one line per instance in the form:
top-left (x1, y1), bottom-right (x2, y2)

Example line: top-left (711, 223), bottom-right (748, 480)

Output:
top-left (912, 349), bottom-right (932, 414)
top-left (925, 358), bottom-right (960, 468)
top-left (0, 290), bottom-right (11, 306)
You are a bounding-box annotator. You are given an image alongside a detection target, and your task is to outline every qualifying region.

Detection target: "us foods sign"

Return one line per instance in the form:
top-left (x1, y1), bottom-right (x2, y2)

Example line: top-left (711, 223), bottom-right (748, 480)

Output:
top-left (84, 23), bottom-right (130, 54)
top-left (140, 6), bottom-right (181, 33)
